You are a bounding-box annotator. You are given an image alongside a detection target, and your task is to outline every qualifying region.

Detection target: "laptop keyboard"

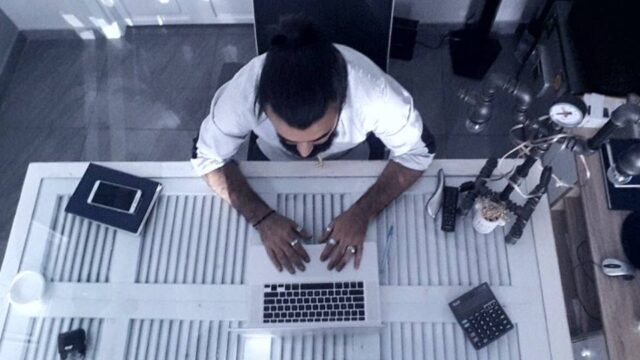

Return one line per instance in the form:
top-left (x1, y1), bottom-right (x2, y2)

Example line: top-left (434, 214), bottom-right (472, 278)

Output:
top-left (262, 282), bottom-right (366, 323)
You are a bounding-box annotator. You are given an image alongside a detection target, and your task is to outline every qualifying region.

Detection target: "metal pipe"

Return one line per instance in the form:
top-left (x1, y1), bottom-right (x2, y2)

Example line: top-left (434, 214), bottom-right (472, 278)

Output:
top-left (460, 88), bottom-right (495, 133)
top-left (499, 156), bottom-right (537, 201)
top-left (460, 73), bottom-right (534, 133)
top-left (459, 158), bottom-right (498, 216)
top-left (505, 166), bottom-right (552, 244)
top-left (587, 102), bottom-right (640, 151)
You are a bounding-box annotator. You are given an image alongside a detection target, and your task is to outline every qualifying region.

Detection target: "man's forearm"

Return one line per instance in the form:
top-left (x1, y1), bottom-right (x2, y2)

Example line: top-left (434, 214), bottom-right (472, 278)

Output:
top-left (203, 161), bottom-right (272, 225)
top-left (350, 161), bottom-right (424, 220)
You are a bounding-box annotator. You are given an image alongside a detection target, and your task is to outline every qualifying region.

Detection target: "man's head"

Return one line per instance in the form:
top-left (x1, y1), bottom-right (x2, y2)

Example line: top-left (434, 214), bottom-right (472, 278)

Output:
top-left (256, 16), bottom-right (348, 158)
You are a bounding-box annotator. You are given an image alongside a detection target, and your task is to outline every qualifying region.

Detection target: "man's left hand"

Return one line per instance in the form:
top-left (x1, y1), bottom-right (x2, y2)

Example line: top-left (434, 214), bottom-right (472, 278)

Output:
top-left (320, 207), bottom-right (370, 271)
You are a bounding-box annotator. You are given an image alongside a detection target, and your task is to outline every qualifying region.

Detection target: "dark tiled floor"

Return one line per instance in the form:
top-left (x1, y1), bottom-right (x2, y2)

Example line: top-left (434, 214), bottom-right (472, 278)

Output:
top-left (0, 25), bottom-right (525, 260)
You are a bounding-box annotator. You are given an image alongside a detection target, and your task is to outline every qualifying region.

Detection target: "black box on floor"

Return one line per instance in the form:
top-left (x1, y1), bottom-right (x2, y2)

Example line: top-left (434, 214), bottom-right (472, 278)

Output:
top-left (390, 17), bottom-right (418, 61)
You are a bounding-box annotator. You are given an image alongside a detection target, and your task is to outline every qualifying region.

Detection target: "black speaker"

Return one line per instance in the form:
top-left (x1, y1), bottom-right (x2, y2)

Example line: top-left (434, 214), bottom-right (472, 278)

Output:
top-left (622, 212), bottom-right (640, 268)
top-left (449, 33), bottom-right (502, 80)
top-left (449, 0), bottom-right (503, 79)
top-left (390, 17), bottom-right (418, 61)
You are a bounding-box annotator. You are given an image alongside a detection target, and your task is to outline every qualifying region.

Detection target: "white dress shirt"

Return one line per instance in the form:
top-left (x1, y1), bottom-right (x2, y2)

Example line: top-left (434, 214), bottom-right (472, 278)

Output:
top-left (191, 44), bottom-right (433, 176)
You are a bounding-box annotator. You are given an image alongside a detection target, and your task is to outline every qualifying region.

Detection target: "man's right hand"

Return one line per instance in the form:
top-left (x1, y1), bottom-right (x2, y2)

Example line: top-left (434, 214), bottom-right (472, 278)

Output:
top-left (203, 163), bottom-right (310, 273)
top-left (255, 212), bottom-right (311, 273)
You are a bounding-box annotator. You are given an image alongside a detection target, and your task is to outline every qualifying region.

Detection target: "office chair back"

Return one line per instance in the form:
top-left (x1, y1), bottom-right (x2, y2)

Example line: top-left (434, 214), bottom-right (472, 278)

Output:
top-left (253, 0), bottom-right (393, 72)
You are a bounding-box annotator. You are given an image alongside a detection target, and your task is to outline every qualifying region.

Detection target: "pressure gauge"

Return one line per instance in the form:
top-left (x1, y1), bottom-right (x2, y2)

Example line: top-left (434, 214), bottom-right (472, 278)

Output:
top-left (549, 96), bottom-right (588, 128)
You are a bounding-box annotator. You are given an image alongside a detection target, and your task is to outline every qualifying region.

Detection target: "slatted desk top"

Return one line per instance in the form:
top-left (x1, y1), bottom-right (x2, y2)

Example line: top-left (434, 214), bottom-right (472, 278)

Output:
top-left (0, 160), bottom-right (571, 360)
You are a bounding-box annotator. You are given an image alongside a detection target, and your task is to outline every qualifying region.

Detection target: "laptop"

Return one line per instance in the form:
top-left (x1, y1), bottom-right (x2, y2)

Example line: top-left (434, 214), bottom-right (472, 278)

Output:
top-left (245, 242), bottom-right (381, 331)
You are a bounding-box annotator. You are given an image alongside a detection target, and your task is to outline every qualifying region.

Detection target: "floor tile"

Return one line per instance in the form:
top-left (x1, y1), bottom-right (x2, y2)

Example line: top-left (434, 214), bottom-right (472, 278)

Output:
top-left (0, 128), bottom-right (87, 262)
top-left (0, 39), bottom-right (101, 130)
top-left (442, 134), bottom-right (515, 159)
top-left (83, 129), bottom-right (196, 161)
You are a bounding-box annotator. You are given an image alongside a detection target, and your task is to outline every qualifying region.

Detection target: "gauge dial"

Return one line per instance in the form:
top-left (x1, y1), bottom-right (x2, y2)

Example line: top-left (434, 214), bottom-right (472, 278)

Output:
top-left (549, 97), bottom-right (587, 127)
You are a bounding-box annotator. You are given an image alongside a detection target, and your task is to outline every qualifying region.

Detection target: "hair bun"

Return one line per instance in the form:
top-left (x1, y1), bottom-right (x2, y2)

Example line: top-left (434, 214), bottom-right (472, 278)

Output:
top-left (269, 16), bottom-right (320, 49)
top-left (270, 34), bottom-right (288, 47)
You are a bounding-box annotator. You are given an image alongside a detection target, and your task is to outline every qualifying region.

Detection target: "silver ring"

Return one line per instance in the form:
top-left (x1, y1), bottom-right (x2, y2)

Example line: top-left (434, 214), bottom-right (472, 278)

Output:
top-left (296, 226), bottom-right (303, 233)
top-left (347, 245), bottom-right (357, 254)
top-left (290, 238), bottom-right (299, 247)
top-left (326, 226), bottom-right (333, 232)
top-left (328, 238), bottom-right (338, 246)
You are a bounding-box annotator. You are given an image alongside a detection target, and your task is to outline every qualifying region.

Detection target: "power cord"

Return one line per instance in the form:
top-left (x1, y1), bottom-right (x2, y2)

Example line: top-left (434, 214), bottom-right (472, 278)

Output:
top-left (572, 262), bottom-right (601, 321)
top-left (571, 239), bottom-right (601, 322)
top-left (415, 34), bottom-right (452, 50)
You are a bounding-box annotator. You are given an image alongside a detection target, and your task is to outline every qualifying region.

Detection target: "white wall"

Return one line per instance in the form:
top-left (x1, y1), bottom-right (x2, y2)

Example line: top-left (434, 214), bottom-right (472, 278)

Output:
top-left (0, 8), bottom-right (18, 75)
top-left (0, 0), bottom-right (252, 31)
top-left (0, 0), bottom-right (537, 32)
top-left (394, 0), bottom-right (472, 24)
top-left (0, 0), bottom-right (76, 30)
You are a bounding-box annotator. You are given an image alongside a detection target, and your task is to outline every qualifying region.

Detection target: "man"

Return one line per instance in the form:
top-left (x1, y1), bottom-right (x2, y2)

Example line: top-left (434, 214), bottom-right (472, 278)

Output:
top-left (192, 18), bottom-right (434, 274)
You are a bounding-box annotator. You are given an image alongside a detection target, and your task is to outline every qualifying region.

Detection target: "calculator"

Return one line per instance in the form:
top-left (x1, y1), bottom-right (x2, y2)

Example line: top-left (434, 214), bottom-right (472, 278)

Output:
top-left (449, 282), bottom-right (514, 350)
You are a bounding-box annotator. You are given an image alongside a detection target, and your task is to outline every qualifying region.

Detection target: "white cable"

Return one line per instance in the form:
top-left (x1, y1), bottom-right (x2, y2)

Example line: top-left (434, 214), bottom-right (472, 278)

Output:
top-left (484, 121), bottom-right (586, 197)
top-left (509, 179), bottom-right (540, 199)
top-left (530, 133), bottom-right (573, 146)
top-left (509, 124), bottom-right (526, 146)
top-left (551, 173), bottom-right (573, 188)
top-left (579, 154), bottom-right (591, 181)
top-left (547, 154), bottom-right (590, 190)
top-left (483, 141), bottom-right (531, 181)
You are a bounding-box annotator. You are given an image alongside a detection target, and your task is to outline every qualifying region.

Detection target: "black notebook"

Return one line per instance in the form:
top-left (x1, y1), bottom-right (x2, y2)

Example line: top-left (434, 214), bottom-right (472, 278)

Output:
top-left (65, 163), bottom-right (162, 235)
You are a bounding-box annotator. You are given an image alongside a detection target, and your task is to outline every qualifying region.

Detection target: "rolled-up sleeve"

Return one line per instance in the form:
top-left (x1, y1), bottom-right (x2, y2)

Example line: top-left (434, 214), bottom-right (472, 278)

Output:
top-left (368, 76), bottom-right (434, 171)
top-left (191, 61), bottom-right (261, 176)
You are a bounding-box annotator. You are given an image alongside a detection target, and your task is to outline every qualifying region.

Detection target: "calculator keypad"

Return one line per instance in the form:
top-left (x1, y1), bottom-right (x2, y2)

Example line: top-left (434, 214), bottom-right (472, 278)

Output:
top-left (460, 300), bottom-right (513, 349)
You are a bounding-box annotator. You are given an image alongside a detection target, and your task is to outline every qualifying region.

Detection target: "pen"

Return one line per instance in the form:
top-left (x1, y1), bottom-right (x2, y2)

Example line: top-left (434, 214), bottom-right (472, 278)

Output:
top-left (380, 225), bottom-right (394, 277)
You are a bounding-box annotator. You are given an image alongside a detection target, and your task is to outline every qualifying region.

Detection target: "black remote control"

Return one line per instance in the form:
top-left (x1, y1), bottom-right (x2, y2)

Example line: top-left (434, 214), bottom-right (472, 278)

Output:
top-left (441, 186), bottom-right (458, 232)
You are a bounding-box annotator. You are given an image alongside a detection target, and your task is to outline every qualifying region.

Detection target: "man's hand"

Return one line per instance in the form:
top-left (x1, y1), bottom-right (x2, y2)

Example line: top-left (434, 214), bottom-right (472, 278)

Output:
top-left (203, 162), bottom-right (311, 274)
top-left (319, 161), bottom-right (425, 271)
top-left (256, 212), bottom-right (311, 274)
top-left (320, 207), bottom-right (369, 271)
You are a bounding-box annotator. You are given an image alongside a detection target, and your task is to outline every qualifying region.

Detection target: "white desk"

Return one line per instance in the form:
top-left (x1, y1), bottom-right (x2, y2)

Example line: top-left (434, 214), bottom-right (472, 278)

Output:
top-left (0, 160), bottom-right (571, 359)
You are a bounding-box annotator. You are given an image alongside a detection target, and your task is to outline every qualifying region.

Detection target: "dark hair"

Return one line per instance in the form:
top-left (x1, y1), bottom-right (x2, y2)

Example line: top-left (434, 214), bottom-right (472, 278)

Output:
top-left (256, 16), bottom-right (348, 129)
